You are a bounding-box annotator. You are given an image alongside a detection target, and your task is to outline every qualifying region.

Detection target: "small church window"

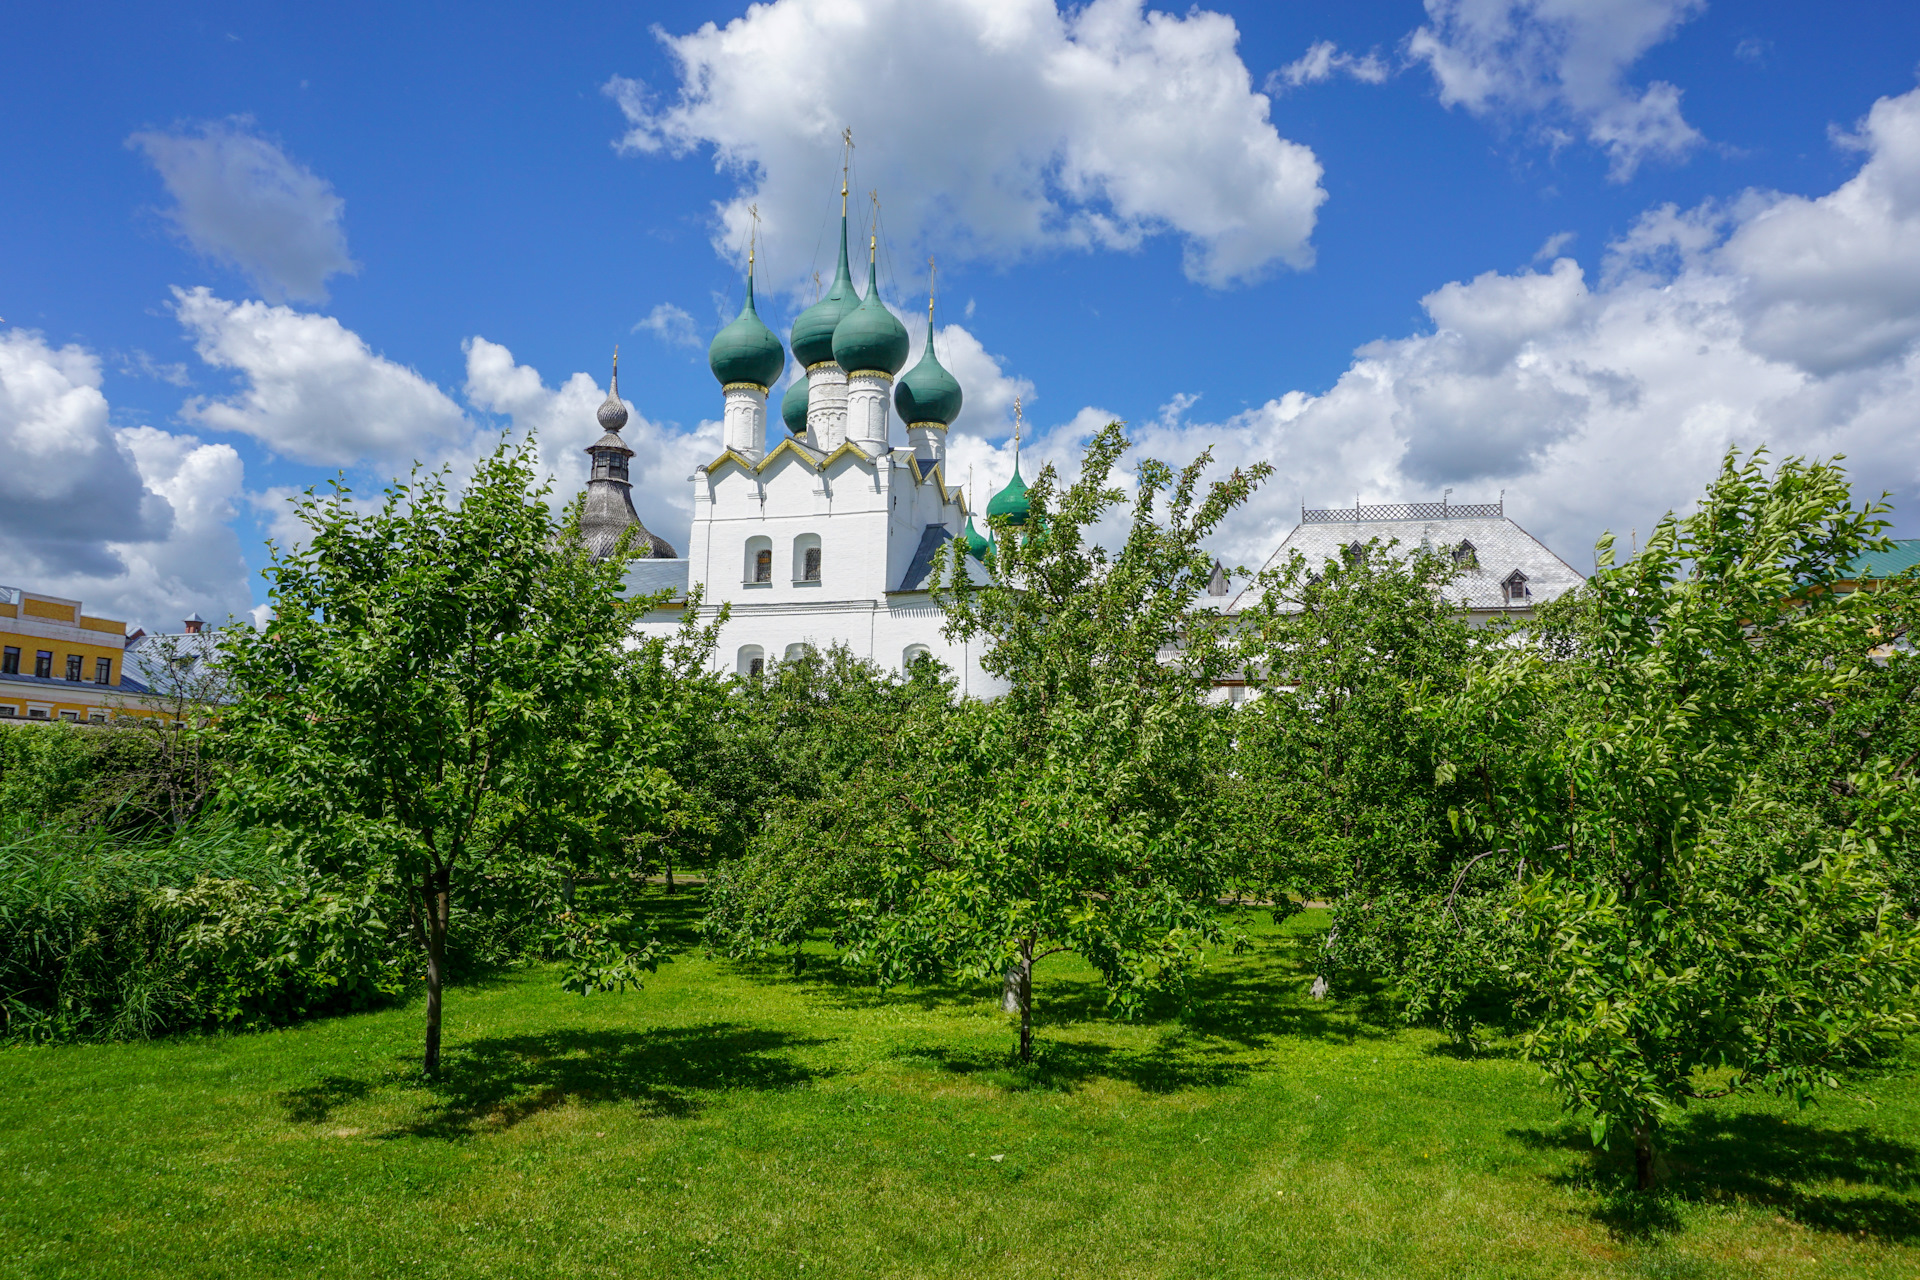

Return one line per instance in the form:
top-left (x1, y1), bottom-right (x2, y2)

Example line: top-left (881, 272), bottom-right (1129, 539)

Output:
top-left (745, 535), bottom-right (773, 584)
top-left (794, 533), bottom-right (822, 583)
top-left (737, 645), bottom-right (765, 677)
top-left (903, 644), bottom-right (931, 670)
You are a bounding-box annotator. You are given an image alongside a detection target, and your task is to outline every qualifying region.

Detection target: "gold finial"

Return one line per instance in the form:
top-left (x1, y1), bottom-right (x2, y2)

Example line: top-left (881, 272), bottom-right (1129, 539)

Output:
top-left (927, 255), bottom-right (937, 326)
top-left (841, 128), bottom-right (853, 215)
top-left (1013, 396), bottom-right (1023, 468)
top-left (747, 203), bottom-right (760, 272)
top-left (812, 270), bottom-right (822, 303)
top-left (611, 345), bottom-right (619, 393)
top-left (869, 233), bottom-right (876, 263)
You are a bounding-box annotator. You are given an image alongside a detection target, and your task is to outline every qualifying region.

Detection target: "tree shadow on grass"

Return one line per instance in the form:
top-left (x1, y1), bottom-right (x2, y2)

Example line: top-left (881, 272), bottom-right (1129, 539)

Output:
top-left (886, 1034), bottom-right (1253, 1095)
top-left (1508, 1111), bottom-right (1920, 1243)
top-left (277, 1023), bottom-right (831, 1139)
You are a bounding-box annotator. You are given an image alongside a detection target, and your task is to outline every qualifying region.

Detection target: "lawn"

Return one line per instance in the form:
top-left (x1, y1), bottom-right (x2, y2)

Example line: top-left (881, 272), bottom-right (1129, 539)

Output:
top-left (3, 899), bottom-right (1917, 1279)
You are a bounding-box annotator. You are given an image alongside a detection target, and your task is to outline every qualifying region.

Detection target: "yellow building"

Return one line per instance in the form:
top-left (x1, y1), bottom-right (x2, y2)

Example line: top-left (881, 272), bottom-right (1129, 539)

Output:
top-left (0, 586), bottom-right (166, 724)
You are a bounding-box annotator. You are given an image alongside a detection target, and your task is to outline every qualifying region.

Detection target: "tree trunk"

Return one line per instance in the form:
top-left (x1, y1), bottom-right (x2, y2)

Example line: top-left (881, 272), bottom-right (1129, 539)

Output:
top-left (792, 939), bottom-right (806, 976)
top-left (1003, 937), bottom-right (1034, 1063)
top-left (664, 855), bottom-right (675, 896)
top-left (1633, 1122), bottom-right (1656, 1192)
top-left (423, 868), bottom-right (450, 1076)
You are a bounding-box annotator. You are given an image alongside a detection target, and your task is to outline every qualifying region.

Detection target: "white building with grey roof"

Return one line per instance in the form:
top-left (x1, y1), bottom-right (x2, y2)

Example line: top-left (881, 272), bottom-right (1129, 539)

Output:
top-left (1230, 498), bottom-right (1587, 626)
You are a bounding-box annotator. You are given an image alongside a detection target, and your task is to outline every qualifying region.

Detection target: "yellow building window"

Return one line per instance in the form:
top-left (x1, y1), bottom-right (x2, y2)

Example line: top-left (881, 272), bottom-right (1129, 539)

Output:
top-left (95, 657), bottom-right (111, 684)
top-left (65, 655), bottom-right (82, 682)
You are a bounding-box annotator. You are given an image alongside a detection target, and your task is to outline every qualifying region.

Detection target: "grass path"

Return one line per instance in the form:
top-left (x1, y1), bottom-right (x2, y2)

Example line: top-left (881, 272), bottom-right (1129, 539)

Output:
top-left (3, 901), bottom-right (1918, 1279)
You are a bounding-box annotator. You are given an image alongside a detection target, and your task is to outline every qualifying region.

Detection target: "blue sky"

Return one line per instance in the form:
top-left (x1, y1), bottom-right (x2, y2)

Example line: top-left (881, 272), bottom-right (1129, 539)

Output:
top-left (4, 0), bottom-right (1919, 629)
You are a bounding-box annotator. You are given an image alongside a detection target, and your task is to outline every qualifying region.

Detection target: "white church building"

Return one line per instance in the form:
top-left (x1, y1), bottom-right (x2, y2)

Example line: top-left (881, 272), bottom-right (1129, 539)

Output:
top-left (583, 183), bottom-right (1585, 697)
top-left (591, 194), bottom-right (1013, 696)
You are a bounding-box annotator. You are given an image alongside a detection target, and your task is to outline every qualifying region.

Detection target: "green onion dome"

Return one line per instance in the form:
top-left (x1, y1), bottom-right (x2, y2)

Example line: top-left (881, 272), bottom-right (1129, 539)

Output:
top-left (986, 465), bottom-right (1029, 527)
top-left (962, 516), bottom-right (991, 560)
top-left (779, 376), bottom-right (810, 435)
top-left (832, 255), bottom-right (909, 377)
top-left (894, 330), bottom-right (963, 426)
top-left (790, 214), bottom-right (859, 369)
top-left (708, 275), bottom-right (786, 390)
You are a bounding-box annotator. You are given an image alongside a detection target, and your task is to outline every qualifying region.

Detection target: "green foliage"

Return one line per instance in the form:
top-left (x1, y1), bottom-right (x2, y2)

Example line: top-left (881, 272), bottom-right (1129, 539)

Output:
top-left (1429, 449), bottom-right (1920, 1186)
top-left (218, 438), bottom-right (678, 1070)
top-left (0, 817), bottom-right (402, 1042)
top-left (1226, 535), bottom-right (1503, 1035)
top-left (699, 643), bottom-right (949, 971)
top-left (829, 422), bottom-right (1273, 1059)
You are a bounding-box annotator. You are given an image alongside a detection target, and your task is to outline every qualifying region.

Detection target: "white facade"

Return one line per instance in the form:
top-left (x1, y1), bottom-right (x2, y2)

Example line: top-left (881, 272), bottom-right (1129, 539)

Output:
top-left (627, 418), bottom-right (1001, 696)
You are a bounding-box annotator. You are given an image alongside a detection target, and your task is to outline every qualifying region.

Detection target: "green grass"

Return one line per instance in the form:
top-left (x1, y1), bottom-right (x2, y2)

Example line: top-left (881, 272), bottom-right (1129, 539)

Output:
top-left (4, 899), bottom-right (1918, 1279)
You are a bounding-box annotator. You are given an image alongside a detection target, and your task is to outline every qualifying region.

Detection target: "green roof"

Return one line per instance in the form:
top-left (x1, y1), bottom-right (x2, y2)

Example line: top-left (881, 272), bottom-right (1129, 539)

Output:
top-left (963, 516), bottom-right (990, 560)
top-left (831, 255), bottom-right (909, 377)
top-left (791, 212), bottom-right (859, 368)
top-left (1845, 538), bottom-right (1920, 581)
top-left (986, 466), bottom-right (1029, 526)
top-left (708, 275), bottom-right (786, 390)
top-left (780, 376), bottom-right (810, 435)
top-left (894, 330), bottom-right (963, 426)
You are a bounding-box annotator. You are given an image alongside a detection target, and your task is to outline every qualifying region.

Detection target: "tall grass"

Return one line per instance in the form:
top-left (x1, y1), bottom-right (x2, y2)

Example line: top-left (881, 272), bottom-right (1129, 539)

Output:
top-left (0, 816), bottom-right (401, 1043)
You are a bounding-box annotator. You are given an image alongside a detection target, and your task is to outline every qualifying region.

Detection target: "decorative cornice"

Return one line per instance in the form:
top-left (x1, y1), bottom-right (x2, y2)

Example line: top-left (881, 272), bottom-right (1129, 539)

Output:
top-left (846, 370), bottom-right (895, 384)
top-left (722, 381), bottom-right (770, 394)
top-left (805, 360), bottom-right (843, 374)
top-left (906, 421), bottom-right (948, 431)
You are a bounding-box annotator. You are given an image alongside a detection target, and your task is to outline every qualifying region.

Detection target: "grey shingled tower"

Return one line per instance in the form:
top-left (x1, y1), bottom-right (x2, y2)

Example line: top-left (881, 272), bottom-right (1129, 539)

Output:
top-left (579, 351), bottom-right (675, 561)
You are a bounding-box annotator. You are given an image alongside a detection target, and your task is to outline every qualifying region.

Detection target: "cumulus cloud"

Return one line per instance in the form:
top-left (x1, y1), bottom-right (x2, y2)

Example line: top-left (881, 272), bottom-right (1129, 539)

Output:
top-left (606, 0), bottom-right (1325, 288)
top-left (635, 303), bottom-right (701, 348)
top-left (0, 330), bottom-right (173, 576)
top-left (1009, 86), bottom-right (1920, 573)
top-left (1408, 0), bottom-right (1706, 180)
top-left (175, 287), bottom-right (473, 468)
top-left (1270, 41), bottom-right (1390, 91)
top-left (462, 337), bottom-right (719, 549)
top-left (0, 328), bottom-right (250, 628)
top-left (129, 119), bottom-right (358, 302)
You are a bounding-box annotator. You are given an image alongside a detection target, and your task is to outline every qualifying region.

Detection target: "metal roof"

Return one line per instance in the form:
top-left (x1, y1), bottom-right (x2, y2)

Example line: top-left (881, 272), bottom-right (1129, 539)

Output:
top-left (1846, 539), bottom-right (1920, 582)
top-left (622, 558), bottom-right (690, 601)
top-left (1235, 510), bottom-right (1586, 613)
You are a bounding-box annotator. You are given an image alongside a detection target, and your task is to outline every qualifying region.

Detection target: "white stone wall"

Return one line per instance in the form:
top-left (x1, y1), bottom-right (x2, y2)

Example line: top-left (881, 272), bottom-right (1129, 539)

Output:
top-left (648, 431), bottom-right (1001, 696)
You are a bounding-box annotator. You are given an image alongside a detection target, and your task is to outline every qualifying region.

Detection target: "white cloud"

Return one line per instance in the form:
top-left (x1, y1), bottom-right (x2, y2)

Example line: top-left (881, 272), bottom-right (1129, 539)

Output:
top-left (635, 303), bottom-right (701, 348)
top-left (1408, 0), bottom-right (1706, 180)
top-left (606, 0), bottom-right (1325, 288)
top-left (175, 287), bottom-right (473, 468)
top-left (129, 119), bottom-right (358, 303)
top-left (1012, 86), bottom-right (1920, 573)
top-left (1270, 41), bottom-right (1389, 91)
top-left (462, 337), bottom-right (719, 550)
top-left (0, 328), bottom-right (251, 629)
top-left (0, 330), bottom-right (173, 575)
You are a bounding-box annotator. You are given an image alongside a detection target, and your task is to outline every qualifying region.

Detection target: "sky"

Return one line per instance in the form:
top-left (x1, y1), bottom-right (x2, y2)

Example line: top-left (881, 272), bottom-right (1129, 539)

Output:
top-left (4, 0), bottom-right (1920, 631)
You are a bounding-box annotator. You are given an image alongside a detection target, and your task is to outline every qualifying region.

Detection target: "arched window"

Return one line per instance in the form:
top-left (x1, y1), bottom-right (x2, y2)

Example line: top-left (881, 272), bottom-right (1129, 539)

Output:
top-left (737, 644), bottom-right (765, 677)
top-left (784, 643), bottom-right (809, 663)
top-left (744, 535), bottom-right (773, 585)
top-left (903, 643), bottom-right (931, 670)
top-left (793, 532), bottom-right (822, 584)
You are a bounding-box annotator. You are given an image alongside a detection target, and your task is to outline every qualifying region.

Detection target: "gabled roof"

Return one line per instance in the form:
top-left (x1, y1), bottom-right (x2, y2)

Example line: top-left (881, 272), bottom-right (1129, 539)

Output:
top-left (893, 525), bottom-right (989, 593)
top-left (704, 437), bottom-right (883, 478)
top-left (1235, 511), bottom-right (1585, 613)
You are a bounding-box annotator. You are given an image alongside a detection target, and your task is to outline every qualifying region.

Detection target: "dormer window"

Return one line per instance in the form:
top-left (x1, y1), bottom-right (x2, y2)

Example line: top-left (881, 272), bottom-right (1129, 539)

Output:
top-left (1343, 541), bottom-right (1367, 564)
top-left (1452, 539), bottom-right (1477, 568)
top-left (1502, 570), bottom-right (1530, 603)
